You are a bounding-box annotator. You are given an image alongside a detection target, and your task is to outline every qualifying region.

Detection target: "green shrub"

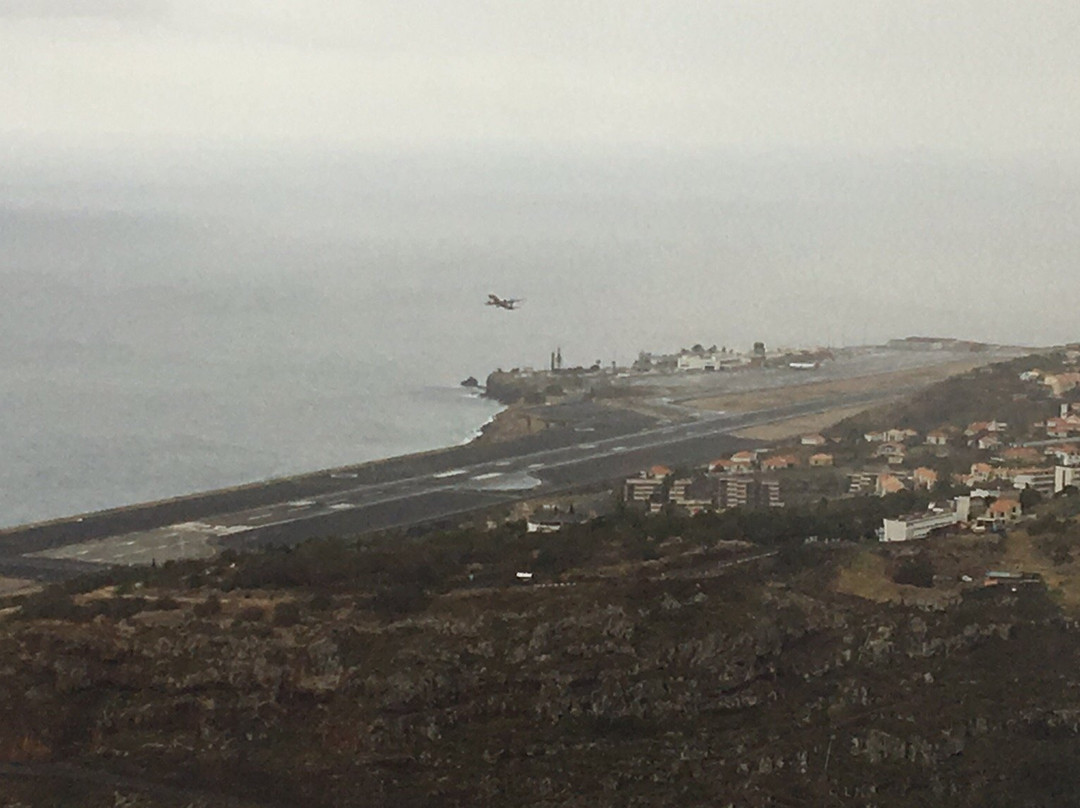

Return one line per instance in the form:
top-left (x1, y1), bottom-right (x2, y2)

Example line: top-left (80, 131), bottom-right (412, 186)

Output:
top-left (193, 593), bottom-right (222, 618)
top-left (893, 553), bottom-right (935, 588)
top-left (308, 592), bottom-right (335, 612)
top-left (94, 596), bottom-right (148, 620)
top-left (19, 588), bottom-right (82, 621)
top-left (371, 583), bottom-right (429, 618)
top-left (235, 605), bottom-right (266, 623)
top-left (272, 600), bottom-right (302, 627)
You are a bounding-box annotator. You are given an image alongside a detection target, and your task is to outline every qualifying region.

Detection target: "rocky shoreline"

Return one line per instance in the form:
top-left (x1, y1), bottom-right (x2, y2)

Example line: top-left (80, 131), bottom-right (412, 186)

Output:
top-left (470, 404), bottom-right (550, 444)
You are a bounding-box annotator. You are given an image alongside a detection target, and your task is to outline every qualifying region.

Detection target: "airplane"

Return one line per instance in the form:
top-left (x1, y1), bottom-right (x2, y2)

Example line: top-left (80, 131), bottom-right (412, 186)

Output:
top-left (487, 294), bottom-right (524, 310)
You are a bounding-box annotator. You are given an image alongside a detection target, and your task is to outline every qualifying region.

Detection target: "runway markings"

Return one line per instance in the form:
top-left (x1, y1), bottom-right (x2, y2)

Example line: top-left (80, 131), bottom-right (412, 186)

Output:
top-left (17, 382), bottom-right (923, 570)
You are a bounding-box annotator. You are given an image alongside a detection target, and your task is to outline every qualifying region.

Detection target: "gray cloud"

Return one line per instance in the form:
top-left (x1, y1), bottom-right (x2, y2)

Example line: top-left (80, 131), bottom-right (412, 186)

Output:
top-left (1, 1), bottom-right (1079, 161)
top-left (0, 0), bottom-right (163, 19)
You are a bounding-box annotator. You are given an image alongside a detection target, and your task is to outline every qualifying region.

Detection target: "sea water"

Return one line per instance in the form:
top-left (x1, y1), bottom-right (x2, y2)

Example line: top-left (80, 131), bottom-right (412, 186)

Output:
top-left (0, 186), bottom-right (515, 527)
top-left (0, 237), bottom-right (505, 526)
top-left (1, 147), bottom-right (1077, 527)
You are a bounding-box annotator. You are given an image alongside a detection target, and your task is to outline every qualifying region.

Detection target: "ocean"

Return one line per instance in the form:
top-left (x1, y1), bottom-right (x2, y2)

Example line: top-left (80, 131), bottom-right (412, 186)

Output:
top-left (1, 146), bottom-right (1077, 527)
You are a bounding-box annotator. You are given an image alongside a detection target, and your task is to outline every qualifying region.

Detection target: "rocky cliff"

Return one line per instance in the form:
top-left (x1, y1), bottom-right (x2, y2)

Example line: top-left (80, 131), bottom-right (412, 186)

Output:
top-left (1, 543), bottom-right (1078, 807)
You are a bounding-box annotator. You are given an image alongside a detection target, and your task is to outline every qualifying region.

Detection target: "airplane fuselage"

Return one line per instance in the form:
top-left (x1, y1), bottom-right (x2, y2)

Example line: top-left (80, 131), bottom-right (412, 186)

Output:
top-left (487, 294), bottom-right (521, 310)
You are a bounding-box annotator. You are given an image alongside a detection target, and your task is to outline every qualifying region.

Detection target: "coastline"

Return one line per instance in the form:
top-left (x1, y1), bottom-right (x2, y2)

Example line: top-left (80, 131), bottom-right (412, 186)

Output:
top-left (0, 388), bottom-right (607, 579)
top-left (0, 386), bottom-right (505, 535)
top-left (469, 402), bottom-right (550, 444)
top-left (0, 345), bottom-right (1023, 543)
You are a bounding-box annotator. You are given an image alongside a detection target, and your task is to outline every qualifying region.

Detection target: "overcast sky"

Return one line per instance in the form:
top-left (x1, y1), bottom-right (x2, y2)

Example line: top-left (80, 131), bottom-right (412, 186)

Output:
top-left (4, 2), bottom-right (1080, 523)
top-left (3, 0), bottom-right (1079, 160)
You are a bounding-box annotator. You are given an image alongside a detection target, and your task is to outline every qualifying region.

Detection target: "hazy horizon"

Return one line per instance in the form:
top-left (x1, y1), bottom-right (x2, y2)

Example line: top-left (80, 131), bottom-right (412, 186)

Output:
top-left (4, 143), bottom-right (1078, 354)
top-left (2, 1), bottom-right (1079, 523)
top-left (5, 1), bottom-right (1079, 351)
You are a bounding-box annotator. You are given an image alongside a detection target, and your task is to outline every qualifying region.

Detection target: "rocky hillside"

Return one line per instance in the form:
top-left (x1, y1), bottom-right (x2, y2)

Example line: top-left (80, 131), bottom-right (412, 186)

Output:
top-left (829, 352), bottom-right (1064, 440)
top-left (3, 513), bottom-right (1080, 806)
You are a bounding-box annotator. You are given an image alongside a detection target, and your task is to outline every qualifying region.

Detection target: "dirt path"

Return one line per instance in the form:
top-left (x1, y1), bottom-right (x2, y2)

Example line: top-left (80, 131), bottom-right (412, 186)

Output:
top-left (0, 577), bottom-right (38, 597)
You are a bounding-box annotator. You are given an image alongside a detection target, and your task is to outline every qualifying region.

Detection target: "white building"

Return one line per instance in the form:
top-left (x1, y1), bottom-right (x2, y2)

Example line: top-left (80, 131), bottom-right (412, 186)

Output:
top-left (526, 510), bottom-right (584, 533)
top-left (624, 474), bottom-right (665, 503)
top-left (1055, 465), bottom-right (1080, 494)
top-left (881, 497), bottom-right (971, 542)
top-left (1011, 470), bottom-right (1056, 497)
top-left (676, 352), bottom-right (748, 371)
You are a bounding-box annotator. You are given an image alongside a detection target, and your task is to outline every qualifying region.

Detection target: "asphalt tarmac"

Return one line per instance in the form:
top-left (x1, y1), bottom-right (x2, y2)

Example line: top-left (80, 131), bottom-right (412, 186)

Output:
top-left (0, 384), bottom-right (913, 579)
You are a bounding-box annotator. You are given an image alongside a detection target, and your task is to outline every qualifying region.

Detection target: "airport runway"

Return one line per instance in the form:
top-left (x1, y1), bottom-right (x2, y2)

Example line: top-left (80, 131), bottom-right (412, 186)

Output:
top-left (5, 336), bottom-right (1025, 580)
top-left (0, 384), bottom-right (911, 579)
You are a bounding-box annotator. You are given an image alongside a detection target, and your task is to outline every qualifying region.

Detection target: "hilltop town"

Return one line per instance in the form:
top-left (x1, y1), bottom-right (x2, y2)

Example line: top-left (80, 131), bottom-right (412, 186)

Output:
top-left (609, 347), bottom-right (1080, 551)
top-left (514, 344), bottom-right (1080, 611)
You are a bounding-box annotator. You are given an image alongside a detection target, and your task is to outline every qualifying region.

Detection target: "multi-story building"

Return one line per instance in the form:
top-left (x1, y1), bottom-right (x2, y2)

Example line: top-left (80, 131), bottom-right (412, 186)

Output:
top-left (760, 478), bottom-right (783, 508)
top-left (1009, 469), bottom-right (1056, 497)
top-left (714, 475), bottom-right (782, 508)
top-left (669, 477), bottom-right (718, 514)
top-left (848, 472), bottom-right (877, 494)
top-left (1056, 465), bottom-right (1080, 494)
top-left (676, 352), bottom-right (749, 371)
top-left (624, 466), bottom-right (670, 503)
top-left (881, 497), bottom-right (971, 542)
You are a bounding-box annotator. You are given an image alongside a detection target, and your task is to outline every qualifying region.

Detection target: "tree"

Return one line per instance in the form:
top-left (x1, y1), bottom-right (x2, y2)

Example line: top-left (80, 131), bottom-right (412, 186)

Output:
top-left (893, 553), bottom-right (934, 588)
top-left (272, 600), bottom-right (302, 627)
top-left (1020, 486), bottom-right (1043, 511)
top-left (932, 477), bottom-right (969, 499)
top-left (193, 593), bottom-right (222, 618)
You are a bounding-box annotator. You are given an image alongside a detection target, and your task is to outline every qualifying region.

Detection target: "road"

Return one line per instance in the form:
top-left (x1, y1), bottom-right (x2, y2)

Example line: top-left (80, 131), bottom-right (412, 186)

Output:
top-left (0, 384), bottom-right (912, 579)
